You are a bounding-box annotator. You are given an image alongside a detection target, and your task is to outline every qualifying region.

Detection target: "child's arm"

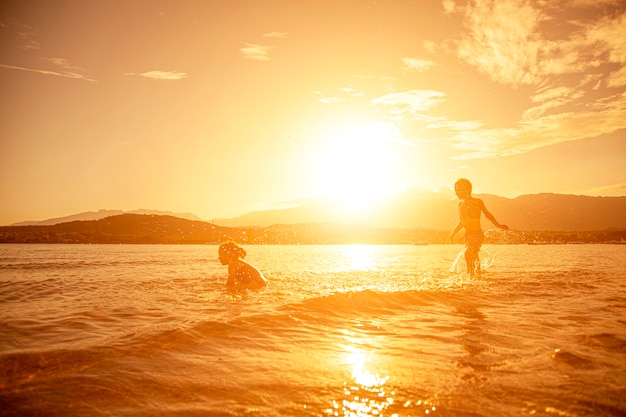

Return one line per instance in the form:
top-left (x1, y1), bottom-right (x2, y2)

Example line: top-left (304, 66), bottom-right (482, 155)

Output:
top-left (448, 220), bottom-right (463, 243)
top-left (480, 200), bottom-right (508, 230)
top-left (448, 202), bottom-right (464, 243)
top-left (226, 265), bottom-right (236, 288)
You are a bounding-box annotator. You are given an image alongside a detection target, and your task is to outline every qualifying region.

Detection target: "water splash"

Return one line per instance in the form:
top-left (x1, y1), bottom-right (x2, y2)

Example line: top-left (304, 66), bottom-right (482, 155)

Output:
top-left (449, 247), bottom-right (495, 274)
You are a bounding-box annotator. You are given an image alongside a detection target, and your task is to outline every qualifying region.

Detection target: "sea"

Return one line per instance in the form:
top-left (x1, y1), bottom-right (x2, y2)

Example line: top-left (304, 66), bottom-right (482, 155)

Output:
top-left (0, 243), bottom-right (625, 417)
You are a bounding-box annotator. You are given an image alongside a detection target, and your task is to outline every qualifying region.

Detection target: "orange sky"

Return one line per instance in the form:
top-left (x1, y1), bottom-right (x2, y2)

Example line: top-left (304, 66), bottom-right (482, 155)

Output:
top-left (1, 0), bottom-right (625, 225)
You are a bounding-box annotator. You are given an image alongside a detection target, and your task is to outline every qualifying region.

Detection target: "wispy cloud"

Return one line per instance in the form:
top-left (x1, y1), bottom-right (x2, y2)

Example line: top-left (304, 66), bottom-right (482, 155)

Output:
top-left (314, 87), bottom-right (366, 104)
top-left (341, 87), bottom-right (364, 97)
top-left (422, 40), bottom-right (439, 54)
top-left (442, 0), bottom-right (457, 14)
top-left (372, 90), bottom-right (446, 116)
top-left (126, 71), bottom-right (187, 80)
top-left (587, 182), bottom-right (626, 195)
top-left (455, 0), bottom-right (626, 87)
top-left (0, 19), bottom-right (94, 81)
top-left (569, 0), bottom-right (624, 6)
top-left (0, 62), bottom-right (95, 82)
top-left (522, 86), bottom-right (585, 120)
top-left (607, 65), bottom-right (626, 87)
top-left (263, 31), bottom-right (288, 39)
top-left (449, 92), bottom-right (626, 159)
top-left (240, 43), bottom-right (273, 61)
top-left (46, 57), bottom-right (85, 72)
top-left (372, 84), bottom-right (626, 160)
top-left (413, 0), bottom-right (626, 159)
top-left (586, 11), bottom-right (626, 65)
top-left (2, 20), bottom-right (40, 50)
top-left (401, 57), bottom-right (438, 72)
top-left (314, 91), bottom-right (346, 104)
top-left (456, 0), bottom-right (545, 86)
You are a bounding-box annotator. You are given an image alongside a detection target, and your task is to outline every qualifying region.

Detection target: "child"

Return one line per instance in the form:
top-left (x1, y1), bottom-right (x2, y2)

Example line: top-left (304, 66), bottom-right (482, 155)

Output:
top-left (448, 178), bottom-right (508, 275)
top-left (218, 241), bottom-right (268, 290)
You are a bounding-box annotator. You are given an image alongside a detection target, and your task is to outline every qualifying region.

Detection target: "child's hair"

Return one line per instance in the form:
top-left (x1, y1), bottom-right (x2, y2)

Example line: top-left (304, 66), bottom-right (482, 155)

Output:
top-left (454, 178), bottom-right (472, 192)
top-left (219, 241), bottom-right (246, 258)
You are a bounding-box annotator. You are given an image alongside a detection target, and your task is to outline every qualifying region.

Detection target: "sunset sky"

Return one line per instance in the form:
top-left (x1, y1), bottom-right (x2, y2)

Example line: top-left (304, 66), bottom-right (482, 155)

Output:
top-left (1, 0), bottom-right (625, 225)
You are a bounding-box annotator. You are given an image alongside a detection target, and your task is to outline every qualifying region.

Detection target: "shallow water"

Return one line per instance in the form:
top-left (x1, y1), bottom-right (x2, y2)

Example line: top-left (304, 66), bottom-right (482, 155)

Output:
top-left (1, 244), bottom-right (625, 416)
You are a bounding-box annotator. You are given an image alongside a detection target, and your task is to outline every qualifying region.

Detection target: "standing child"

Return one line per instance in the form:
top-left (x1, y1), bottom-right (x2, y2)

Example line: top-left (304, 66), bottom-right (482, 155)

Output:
top-left (448, 178), bottom-right (508, 275)
top-left (218, 241), bottom-right (268, 290)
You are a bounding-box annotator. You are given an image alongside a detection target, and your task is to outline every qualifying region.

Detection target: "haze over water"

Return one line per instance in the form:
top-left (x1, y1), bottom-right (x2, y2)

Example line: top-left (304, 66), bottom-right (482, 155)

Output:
top-left (1, 243), bottom-right (624, 416)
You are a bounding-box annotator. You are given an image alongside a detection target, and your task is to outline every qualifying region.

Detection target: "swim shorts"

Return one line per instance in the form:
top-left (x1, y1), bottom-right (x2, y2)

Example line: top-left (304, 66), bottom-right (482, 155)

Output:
top-left (464, 229), bottom-right (485, 250)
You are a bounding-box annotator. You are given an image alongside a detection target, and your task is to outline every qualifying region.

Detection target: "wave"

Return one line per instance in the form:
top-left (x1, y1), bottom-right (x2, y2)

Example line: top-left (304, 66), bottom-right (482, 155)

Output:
top-left (280, 288), bottom-right (450, 317)
top-left (0, 288), bottom-right (446, 372)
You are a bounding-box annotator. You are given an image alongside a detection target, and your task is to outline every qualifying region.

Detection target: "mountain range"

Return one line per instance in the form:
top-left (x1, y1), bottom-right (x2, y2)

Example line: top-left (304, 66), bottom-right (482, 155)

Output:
top-left (11, 209), bottom-right (202, 226)
top-left (8, 190), bottom-right (626, 232)
top-left (213, 189), bottom-right (626, 231)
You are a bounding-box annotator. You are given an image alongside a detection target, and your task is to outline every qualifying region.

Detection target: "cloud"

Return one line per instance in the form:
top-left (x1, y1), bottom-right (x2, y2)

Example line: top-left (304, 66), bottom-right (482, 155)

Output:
top-left (454, 0), bottom-right (626, 87)
top-left (586, 11), bottom-right (626, 64)
top-left (456, 0), bottom-right (545, 86)
top-left (320, 97), bottom-right (345, 104)
top-left (401, 57), bottom-right (438, 72)
top-left (442, 0), bottom-right (457, 14)
top-left (127, 71), bottom-right (187, 80)
top-left (240, 43), bottom-right (273, 61)
top-left (448, 91), bottom-right (626, 159)
top-left (263, 31), bottom-right (288, 38)
top-left (316, 94), bottom-right (345, 104)
top-left (0, 19), bottom-right (93, 81)
top-left (372, 90), bottom-right (446, 116)
top-left (46, 57), bottom-right (85, 72)
top-left (422, 40), bottom-right (439, 54)
top-left (587, 182), bottom-right (626, 195)
top-left (314, 87), bottom-right (364, 104)
top-left (569, 0), bottom-right (625, 8)
top-left (2, 20), bottom-right (40, 50)
top-left (341, 87), bottom-right (364, 97)
top-left (0, 62), bottom-right (95, 82)
top-left (522, 86), bottom-right (585, 119)
top-left (607, 65), bottom-right (626, 87)
top-left (370, 86), bottom-right (625, 160)
top-left (420, 0), bottom-right (626, 160)
top-left (372, 91), bottom-right (468, 139)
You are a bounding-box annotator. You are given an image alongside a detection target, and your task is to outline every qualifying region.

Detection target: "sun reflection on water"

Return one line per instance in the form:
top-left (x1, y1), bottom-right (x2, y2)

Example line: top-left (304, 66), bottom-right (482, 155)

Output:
top-left (339, 245), bottom-right (376, 271)
top-left (327, 344), bottom-right (392, 417)
top-left (346, 348), bottom-right (388, 389)
top-left (326, 338), bottom-right (439, 417)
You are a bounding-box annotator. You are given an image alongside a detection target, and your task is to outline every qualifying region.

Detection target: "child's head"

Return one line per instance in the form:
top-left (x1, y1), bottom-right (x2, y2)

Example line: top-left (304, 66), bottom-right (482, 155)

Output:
top-left (218, 241), bottom-right (246, 265)
top-left (454, 178), bottom-right (472, 198)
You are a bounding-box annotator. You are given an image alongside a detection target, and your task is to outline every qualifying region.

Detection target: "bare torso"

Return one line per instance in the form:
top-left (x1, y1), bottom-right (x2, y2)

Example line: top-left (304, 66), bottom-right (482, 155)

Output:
top-left (228, 259), bottom-right (267, 289)
top-left (459, 197), bottom-right (484, 232)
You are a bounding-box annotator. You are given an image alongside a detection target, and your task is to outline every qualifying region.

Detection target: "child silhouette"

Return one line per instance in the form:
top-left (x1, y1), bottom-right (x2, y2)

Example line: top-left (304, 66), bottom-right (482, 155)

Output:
top-left (448, 178), bottom-right (508, 275)
top-left (218, 241), bottom-right (268, 290)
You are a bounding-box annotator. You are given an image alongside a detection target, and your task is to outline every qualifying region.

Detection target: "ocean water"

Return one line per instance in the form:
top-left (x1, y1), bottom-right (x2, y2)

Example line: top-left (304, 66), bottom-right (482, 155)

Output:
top-left (0, 243), bottom-right (625, 417)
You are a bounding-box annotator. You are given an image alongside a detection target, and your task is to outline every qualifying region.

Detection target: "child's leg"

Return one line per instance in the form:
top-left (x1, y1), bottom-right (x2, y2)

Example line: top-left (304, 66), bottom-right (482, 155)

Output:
top-left (465, 246), bottom-right (478, 274)
top-left (464, 231), bottom-right (485, 275)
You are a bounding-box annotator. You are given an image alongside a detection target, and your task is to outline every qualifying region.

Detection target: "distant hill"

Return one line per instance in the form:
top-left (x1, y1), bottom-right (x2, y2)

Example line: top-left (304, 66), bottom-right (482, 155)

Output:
top-left (0, 213), bottom-right (441, 245)
top-left (10, 209), bottom-right (202, 226)
top-left (1, 214), bottom-right (243, 244)
top-left (5, 189), bottom-right (626, 237)
top-left (215, 190), bottom-right (626, 231)
top-left (1, 213), bottom-right (624, 245)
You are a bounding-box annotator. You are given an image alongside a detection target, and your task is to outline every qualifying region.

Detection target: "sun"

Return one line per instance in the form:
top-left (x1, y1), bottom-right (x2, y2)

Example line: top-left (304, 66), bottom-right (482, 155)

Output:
top-left (313, 120), bottom-right (406, 218)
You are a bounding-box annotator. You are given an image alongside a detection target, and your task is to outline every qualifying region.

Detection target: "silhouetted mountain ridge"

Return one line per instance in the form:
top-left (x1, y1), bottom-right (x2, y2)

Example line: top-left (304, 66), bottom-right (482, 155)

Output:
top-left (10, 209), bottom-right (201, 226)
top-left (1, 213), bottom-right (624, 245)
top-left (4, 191), bottom-right (625, 239)
top-left (1, 214), bottom-right (245, 244)
top-left (215, 190), bottom-right (626, 231)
